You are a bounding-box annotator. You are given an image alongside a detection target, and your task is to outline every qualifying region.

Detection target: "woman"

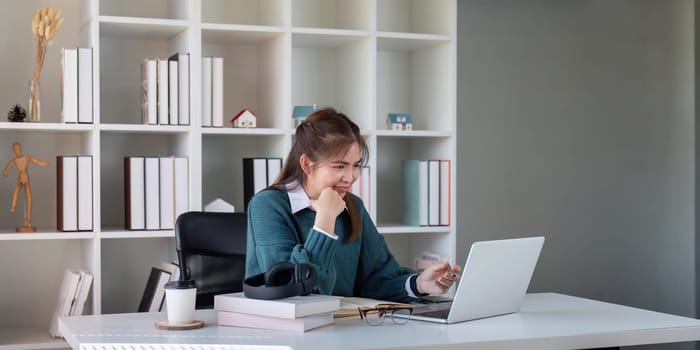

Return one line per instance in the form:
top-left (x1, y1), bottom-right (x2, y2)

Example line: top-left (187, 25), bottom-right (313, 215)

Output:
top-left (245, 107), bottom-right (460, 302)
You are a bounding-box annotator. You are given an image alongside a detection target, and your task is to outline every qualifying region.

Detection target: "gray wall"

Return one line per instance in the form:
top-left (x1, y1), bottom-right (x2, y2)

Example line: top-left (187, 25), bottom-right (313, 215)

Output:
top-left (457, 0), bottom-right (695, 331)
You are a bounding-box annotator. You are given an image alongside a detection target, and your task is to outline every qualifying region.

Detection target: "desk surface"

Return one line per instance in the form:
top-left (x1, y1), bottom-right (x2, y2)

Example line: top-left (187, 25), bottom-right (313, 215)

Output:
top-left (59, 293), bottom-right (700, 350)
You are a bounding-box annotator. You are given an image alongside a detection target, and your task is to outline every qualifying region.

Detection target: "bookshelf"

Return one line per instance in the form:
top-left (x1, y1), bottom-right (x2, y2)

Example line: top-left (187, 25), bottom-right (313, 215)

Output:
top-left (0, 0), bottom-right (455, 348)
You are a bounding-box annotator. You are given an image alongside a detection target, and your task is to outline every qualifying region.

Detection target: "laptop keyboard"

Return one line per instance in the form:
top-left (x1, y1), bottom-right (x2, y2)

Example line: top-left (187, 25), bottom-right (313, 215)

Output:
top-left (415, 308), bottom-right (450, 319)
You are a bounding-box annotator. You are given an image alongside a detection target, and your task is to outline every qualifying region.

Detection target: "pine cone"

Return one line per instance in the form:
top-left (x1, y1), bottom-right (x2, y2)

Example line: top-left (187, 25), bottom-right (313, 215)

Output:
top-left (8, 104), bottom-right (26, 122)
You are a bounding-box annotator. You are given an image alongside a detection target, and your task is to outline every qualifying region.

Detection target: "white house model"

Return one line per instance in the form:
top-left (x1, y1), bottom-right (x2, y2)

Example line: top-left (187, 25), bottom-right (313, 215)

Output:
top-left (231, 109), bottom-right (257, 128)
top-left (387, 113), bottom-right (413, 131)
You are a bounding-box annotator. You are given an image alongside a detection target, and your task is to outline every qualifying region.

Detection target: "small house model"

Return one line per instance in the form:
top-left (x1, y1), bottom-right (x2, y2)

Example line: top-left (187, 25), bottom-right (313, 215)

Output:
top-left (204, 198), bottom-right (235, 213)
top-left (231, 109), bottom-right (257, 128)
top-left (387, 113), bottom-right (413, 131)
top-left (292, 105), bottom-right (317, 127)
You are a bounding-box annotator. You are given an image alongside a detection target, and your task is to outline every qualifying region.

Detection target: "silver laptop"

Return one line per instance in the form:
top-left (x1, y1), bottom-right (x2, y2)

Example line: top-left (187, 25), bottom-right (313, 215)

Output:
top-left (402, 236), bottom-right (545, 324)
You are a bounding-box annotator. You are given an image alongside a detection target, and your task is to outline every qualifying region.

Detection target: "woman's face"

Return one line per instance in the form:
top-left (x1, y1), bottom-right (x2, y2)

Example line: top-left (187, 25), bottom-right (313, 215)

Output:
top-left (302, 142), bottom-right (362, 199)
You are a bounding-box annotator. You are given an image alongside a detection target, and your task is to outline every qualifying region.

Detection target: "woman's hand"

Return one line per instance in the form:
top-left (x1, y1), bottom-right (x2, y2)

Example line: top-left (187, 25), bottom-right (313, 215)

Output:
top-left (310, 187), bottom-right (346, 234)
top-left (416, 261), bottom-right (462, 295)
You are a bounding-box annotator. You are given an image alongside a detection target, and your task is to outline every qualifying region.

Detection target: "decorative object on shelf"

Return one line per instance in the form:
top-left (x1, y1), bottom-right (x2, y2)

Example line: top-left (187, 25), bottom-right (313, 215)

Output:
top-left (28, 4), bottom-right (63, 122)
top-left (387, 113), bottom-right (413, 131)
top-left (2, 142), bottom-right (50, 232)
top-left (7, 104), bottom-right (27, 122)
top-left (204, 198), bottom-right (235, 213)
top-left (292, 105), bottom-right (317, 127)
top-left (231, 108), bottom-right (257, 128)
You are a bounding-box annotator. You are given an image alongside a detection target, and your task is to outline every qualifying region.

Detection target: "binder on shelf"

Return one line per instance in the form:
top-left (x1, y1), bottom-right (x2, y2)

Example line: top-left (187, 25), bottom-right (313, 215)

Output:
top-left (61, 48), bottom-right (78, 123)
top-left (77, 156), bottom-right (93, 231)
top-left (157, 58), bottom-right (169, 125)
top-left (125, 157), bottom-right (146, 230)
top-left (49, 269), bottom-right (81, 337)
top-left (212, 56), bottom-right (224, 127)
top-left (70, 269), bottom-right (93, 316)
top-left (174, 157), bottom-right (189, 222)
top-left (141, 59), bottom-right (157, 125)
top-left (243, 157), bottom-right (282, 211)
top-left (214, 292), bottom-right (340, 319)
top-left (159, 156), bottom-right (175, 230)
top-left (57, 156), bottom-right (78, 232)
top-left (144, 157), bottom-right (160, 230)
top-left (169, 53), bottom-right (190, 125)
top-left (402, 160), bottom-right (429, 226)
top-left (428, 160), bottom-right (440, 226)
top-left (439, 160), bottom-right (451, 226)
top-left (201, 56), bottom-right (212, 127)
top-left (77, 47), bottom-right (93, 124)
top-left (168, 59), bottom-right (178, 125)
top-left (218, 310), bottom-right (334, 332)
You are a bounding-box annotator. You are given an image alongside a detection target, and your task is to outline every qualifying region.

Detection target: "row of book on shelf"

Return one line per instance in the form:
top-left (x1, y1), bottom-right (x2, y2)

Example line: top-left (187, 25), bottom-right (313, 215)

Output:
top-left (57, 156), bottom-right (93, 231)
top-left (124, 156), bottom-right (189, 230)
top-left (201, 56), bottom-right (225, 127)
top-left (141, 53), bottom-right (191, 126)
top-left (242, 157), bottom-right (371, 213)
top-left (138, 262), bottom-right (180, 313)
top-left (61, 47), bottom-right (93, 123)
top-left (49, 269), bottom-right (93, 338)
top-left (403, 159), bottom-right (451, 226)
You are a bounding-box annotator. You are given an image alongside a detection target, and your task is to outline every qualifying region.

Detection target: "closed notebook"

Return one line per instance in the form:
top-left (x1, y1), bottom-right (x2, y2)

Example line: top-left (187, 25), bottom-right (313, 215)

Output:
top-left (214, 292), bottom-right (340, 319)
top-left (217, 311), bottom-right (334, 332)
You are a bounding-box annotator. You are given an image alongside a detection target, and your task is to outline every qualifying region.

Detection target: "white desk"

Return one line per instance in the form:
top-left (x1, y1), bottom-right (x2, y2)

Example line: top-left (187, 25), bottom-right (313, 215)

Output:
top-left (59, 293), bottom-right (700, 350)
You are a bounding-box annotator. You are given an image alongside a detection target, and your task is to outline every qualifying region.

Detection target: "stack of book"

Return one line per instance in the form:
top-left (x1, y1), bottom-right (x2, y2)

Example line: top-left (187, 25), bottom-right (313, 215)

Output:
top-left (201, 56), bottom-right (224, 127)
top-left (48, 269), bottom-right (93, 338)
top-left (57, 156), bottom-right (93, 232)
top-left (141, 53), bottom-right (190, 126)
top-left (138, 262), bottom-right (180, 312)
top-left (242, 157), bottom-right (282, 210)
top-left (61, 47), bottom-right (93, 124)
top-left (214, 292), bottom-right (340, 332)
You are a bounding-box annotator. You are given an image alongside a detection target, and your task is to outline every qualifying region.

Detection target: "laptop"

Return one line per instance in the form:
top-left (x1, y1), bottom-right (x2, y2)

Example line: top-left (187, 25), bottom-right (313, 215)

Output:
top-left (400, 236), bottom-right (545, 324)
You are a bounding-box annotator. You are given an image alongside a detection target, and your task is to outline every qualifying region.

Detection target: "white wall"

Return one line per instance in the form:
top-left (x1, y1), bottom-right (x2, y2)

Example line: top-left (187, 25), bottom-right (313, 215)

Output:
top-left (457, 2), bottom-right (695, 347)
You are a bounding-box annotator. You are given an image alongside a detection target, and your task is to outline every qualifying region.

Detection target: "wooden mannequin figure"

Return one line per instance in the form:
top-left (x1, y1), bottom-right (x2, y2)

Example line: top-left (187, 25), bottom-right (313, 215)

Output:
top-left (2, 142), bottom-right (49, 232)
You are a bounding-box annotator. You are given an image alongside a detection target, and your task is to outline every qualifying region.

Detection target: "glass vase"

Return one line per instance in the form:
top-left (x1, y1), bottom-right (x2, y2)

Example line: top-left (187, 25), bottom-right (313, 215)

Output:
top-left (26, 79), bottom-right (41, 122)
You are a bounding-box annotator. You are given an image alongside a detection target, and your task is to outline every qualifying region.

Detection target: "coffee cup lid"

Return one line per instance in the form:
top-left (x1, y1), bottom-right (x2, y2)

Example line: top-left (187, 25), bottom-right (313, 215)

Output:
top-left (165, 279), bottom-right (195, 289)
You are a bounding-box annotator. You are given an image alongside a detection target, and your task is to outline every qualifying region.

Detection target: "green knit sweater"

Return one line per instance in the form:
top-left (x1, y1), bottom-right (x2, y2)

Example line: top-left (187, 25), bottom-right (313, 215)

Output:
top-left (245, 188), bottom-right (417, 302)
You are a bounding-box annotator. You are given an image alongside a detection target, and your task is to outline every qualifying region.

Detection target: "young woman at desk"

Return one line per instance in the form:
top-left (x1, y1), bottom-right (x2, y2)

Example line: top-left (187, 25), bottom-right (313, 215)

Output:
top-left (245, 107), bottom-right (460, 303)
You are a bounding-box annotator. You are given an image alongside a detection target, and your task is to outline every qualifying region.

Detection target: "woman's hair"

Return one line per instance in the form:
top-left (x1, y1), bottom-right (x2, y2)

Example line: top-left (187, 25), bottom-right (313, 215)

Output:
top-left (271, 107), bottom-right (368, 242)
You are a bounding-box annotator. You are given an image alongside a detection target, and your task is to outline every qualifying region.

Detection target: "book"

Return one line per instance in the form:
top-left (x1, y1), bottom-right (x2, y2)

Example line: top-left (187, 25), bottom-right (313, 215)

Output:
top-left (159, 156), bottom-right (175, 230)
top-left (169, 53), bottom-right (190, 125)
top-left (428, 160), bottom-right (440, 226)
top-left (168, 59), bottom-right (178, 125)
top-left (360, 166), bottom-right (371, 213)
top-left (125, 157), bottom-right (145, 230)
top-left (70, 269), bottom-right (93, 316)
top-left (439, 160), bottom-right (451, 226)
top-left (174, 157), bottom-right (189, 221)
top-left (61, 48), bottom-right (78, 123)
top-left (141, 59), bottom-right (157, 125)
top-left (157, 58), bottom-right (169, 125)
top-left (402, 160), bottom-right (429, 226)
top-left (243, 158), bottom-right (268, 211)
top-left (218, 310), bottom-right (334, 332)
top-left (138, 266), bottom-right (172, 312)
top-left (214, 292), bottom-right (340, 319)
top-left (212, 57), bottom-right (224, 127)
top-left (57, 156), bottom-right (78, 232)
top-left (49, 269), bottom-right (81, 337)
top-left (267, 158), bottom-right (282, 186)
top-left (77, 47), bottom-right (93, 123)
top-left (201, 56), bottom-right (212, 127)
top-left (77, 156), bottom-right (93, 231)
top-left (144, 157), bottom-right (160, 230)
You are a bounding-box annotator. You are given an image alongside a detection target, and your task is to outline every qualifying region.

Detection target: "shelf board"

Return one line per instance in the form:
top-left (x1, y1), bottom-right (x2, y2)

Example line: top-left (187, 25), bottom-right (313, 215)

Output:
top-left (377, 32), bottom-right (451, 51)
top-left (100, 229), bottom-right (174, 239)
top-left (292, 28), bottom-right (370, 48)
top-left (99, 16), bottom-right (189, 40)
top-left (0, 122), bottom-right (93, 133)
top-left (99, 124), bottom-right (190, 134)
top-left (374, 130), bottom-right (453, 138)
top-left (201, 24), bottom-right (286, 45)
top-left (378, 225), bottom-right (451, 235)
top-left (0, 231), bottom-right (95, 241)
top-left (201, 127), bottom-right (291, 136)
top-left (0, 327), bottom-right (67, 350)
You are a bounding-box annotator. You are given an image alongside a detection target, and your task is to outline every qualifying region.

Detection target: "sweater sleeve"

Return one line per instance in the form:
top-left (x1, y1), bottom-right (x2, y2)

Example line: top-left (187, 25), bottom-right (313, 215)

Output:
top-left (245, 190), bottom-right (339, 294)
top-left (353, 199), bottom-right (417, 303)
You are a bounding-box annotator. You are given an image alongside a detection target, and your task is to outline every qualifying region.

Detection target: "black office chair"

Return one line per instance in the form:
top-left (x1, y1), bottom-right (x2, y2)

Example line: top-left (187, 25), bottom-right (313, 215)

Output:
top-left (174, 211), bottom-right (247, 309)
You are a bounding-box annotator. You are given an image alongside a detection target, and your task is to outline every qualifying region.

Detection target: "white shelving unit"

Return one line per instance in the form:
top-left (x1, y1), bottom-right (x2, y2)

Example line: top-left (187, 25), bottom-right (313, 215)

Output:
top-left (0, 0), bottom-right (455, 348)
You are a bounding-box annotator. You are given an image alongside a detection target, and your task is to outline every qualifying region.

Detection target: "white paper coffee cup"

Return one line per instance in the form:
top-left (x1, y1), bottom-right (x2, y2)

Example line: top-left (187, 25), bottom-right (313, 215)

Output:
top-left (164, 280), bottom-right (196, 324)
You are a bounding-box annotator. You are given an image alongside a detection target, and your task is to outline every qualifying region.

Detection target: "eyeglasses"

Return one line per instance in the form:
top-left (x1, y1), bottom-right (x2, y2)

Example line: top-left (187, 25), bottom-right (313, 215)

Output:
top-left (357, 304), bottom-right (414, 326)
